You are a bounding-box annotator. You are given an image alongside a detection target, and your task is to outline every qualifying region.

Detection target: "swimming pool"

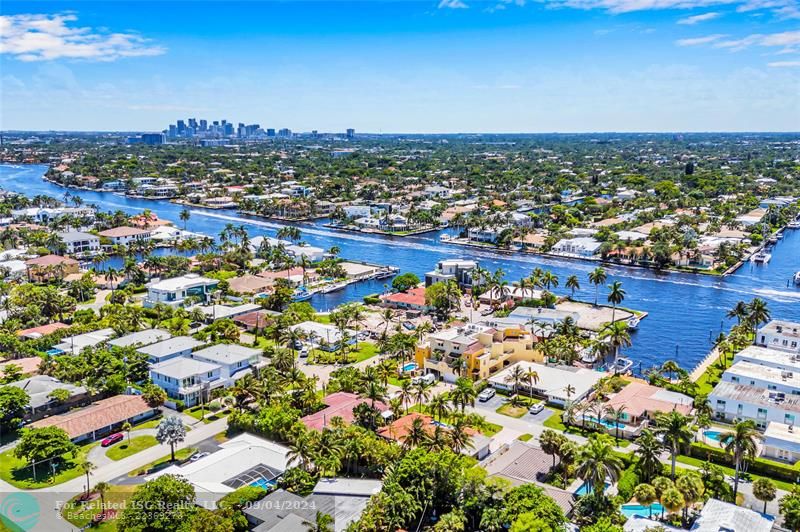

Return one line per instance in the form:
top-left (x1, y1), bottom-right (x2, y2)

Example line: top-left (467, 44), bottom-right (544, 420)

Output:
top-left (250, 478), bottom-right (276, 490)
top-left (582, 416), bottom-right (624, 430)
top-left (574, 481), bottom-right (610, 497)
top-left (402, 362), bottom-right (417, 372)
top-left (704, 430), bottom-right (723, 442)
top-left (620, 503), bottom-right (664, 518)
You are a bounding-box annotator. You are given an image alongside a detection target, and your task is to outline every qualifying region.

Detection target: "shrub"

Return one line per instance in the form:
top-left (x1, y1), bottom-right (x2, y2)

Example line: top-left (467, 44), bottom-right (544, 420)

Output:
top-left (217, 485), bottom-right (269, 509)
top-left (688, 442), bottom-right (800, 482)
top-left (363, 294), bottom-right (381, 305)
top-left (616, 466), bottom-right (640, 501)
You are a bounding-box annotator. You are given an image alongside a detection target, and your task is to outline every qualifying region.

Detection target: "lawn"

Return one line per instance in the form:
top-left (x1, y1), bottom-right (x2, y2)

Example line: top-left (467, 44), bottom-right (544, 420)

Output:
top-left (106, 436), bottom-right (158, 461)
top-left (0, 442), bottom-right (96, 489)
top-left (185, 406), bottom-right (211, 423)
top-left (131, 416), bottom-right (163, 430)
top-left (309, 342), bottom-right (380, 364)
top-left (694, 350), bottom-right (735, 396)
top-left (542, 412), bottom-right (631, 448)
top-left (314, 313), bottom-right (332, 324)
top-left (496, 396), bottom-right (540, 418)
top-left (129, 447), bottom-right (197, 477)
top-left (408, 404), bottom-right (502, 437)
top-left (518, 434), bottom-right (534, 442)
top-left (675, 454), bottom-right (796, 492)
top-left (61, 485), bottom-right (136, 531)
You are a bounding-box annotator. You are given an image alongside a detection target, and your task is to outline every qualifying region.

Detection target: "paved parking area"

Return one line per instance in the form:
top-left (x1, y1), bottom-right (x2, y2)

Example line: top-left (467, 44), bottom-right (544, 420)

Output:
top-left (473, 393), bottom-right (556, 424)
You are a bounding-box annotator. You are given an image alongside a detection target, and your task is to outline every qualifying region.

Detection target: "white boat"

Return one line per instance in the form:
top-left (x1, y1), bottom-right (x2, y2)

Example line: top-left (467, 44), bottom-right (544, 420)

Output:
top-left (320, 282), bottom-right (347, 294)
top-left (794, 271), bottom-right (800, 285)
top-left (613, 357), bottom-right (634, 374)
top-left (440, 234), bottom-right (451, 241)
top-left (626, 316), bottom-right (640, 330)
top-left (788, 221), bottom-right (800, 229)
top-left (580, 347), bottom-right (600, 364)
top-left (752, 251), bottom-right (772, 263)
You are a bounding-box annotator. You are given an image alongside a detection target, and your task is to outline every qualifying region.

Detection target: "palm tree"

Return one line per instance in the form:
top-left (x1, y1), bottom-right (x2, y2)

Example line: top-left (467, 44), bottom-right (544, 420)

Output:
top-left (661, 487), bottom-right (685, 520)
top-left (403, 416), bottom-right (429, 448)
top-left (81, 461), bottom-right (96, 498)
top-left (541, 271), bottom-right (559, 290)
top-left (450, 378), bottom-right (477, 412)
top-left (676, 472), bottom-right (705, 524)
top-left (753, 477), bottom-right (777, 514)
top-left (428, 394), bottom-right (451, 421)
top-left (607, 404), bottom-right (627, 443)
top-left (635, 429), bottom-right (662, 483)
top-left (655, 411), bottom-right (695, 479)
top-left (719, 419), bottom-right (762, 499)
top-left (179, 207), bottom-right (191, 230)
top-left (606, 281), bottom-right (626, 323)
top-left (575, 435), bottom-right (623, 496)
top-left (94, 481), bottom-right (111, 519)
top-left (727, 300), bottom-right (749, 324)
top-left (287, 431), bottom-right (317, 471)
top-left (588, 267), bottom-right (607, 306)
top-left (599, 321), bottom-right (631, 372)
top-left (565, 275), bottom-right (580, 299)
top-left (306, 511), bottom-right (334, 532)
top-left (448, 417), bottom-right (474, 454)
top-left (633, 483), bottom-right (658, 519)
top-left (746, 298), bottom-right (771, 333)
top-left (504, 364), bottom-right (525, 398)
top-left (413, 381), bottom-right (432, 407)
top-left (524, 368), bottom-right (539, 400)
top-left (399, 380), bottom-right (414, 414)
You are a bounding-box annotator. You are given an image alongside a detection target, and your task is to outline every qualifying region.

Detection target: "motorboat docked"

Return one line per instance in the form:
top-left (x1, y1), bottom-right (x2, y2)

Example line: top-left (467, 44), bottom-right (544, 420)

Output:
top-left (580, 346), bottom-right (600, 365)
top-left (440, 234), bottom-right (452, 242)
top-left (612, 357), bottom-right (634, 374)
top-left (752, 251), bottom-right (772, 263)
top-left (794, 271), bottom-right (800, 285)
top-left (320, 282), bottom-right (347, 294)
top-left (626, 316), bottom-right (640, 330)
top-left (788, 220), bottom-right (800, 229)
top-left (292, 287), bottom-right (313, 302)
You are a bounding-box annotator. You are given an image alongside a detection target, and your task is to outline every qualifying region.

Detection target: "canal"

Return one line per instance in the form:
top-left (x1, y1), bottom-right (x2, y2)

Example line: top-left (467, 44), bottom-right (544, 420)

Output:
top-left (2, 163), bottom-right (799, 373)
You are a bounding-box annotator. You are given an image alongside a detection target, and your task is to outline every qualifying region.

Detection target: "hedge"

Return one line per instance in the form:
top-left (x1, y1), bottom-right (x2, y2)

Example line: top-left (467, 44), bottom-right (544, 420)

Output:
top-left (616, 466), bottom-right (640, 501)
top-left (688, 442), bottom-right (800, 482)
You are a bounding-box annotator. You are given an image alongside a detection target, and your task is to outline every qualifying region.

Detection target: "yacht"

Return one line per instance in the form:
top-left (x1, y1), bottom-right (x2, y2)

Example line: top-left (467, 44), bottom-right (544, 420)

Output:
top-left (752, 251), bottom-right (772, 263)
top-left (320, 282), bottom-right (347, 294)
top-left (626, 316), bottom-right (640, 330)
top-left (612, 357), bottom-right (634, 375)
top-left (794, 271), bottom-right (800, 285)
top-left (440, 234), bottom-right (451, 242)
top-left (788, 220), bottom-right (800, 229)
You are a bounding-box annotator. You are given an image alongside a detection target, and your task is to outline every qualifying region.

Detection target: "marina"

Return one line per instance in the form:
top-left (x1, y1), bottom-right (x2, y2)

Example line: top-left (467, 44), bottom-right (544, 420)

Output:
top-left (1, 163), bottom-right (799, 373)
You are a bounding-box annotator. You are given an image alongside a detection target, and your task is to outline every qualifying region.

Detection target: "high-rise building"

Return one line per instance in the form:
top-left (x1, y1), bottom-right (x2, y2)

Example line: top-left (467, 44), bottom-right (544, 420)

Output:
top-left (199, 119), bottom-right (208, 131)
top-left (224, 123), bottom-right (234, 136)
top-left (278, 128), bottom-right (292, 138)
top-left (177, 120), bottom-right (186, 134)
top-left (188, 118), bottom-right (198, 130)
top-left (168, 125), bottom-right (177, 138)
top-left (346, 128), bottom-right (355, 139)
top-left (266, 128), bottom-right (276, 137)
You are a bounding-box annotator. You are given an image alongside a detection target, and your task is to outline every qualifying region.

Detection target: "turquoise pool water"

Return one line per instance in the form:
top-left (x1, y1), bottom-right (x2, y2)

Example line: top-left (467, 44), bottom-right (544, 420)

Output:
top-left (574, 481), bottom-right (610, 497)
top-left (620, 503), bottom-right (664, 518)
top-left (704, 430), bottom-right (723, 442)
top-left (250, 478), bottom-right (276, 490)
top-left (402, 362), bottom-right (418, 372)
top-left (583, 416), bottom-right (624, 430)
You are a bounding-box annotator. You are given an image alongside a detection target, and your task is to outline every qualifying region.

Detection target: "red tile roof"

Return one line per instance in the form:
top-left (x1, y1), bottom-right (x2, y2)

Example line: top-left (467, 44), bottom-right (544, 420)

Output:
top-left (31, 395), bottom-right (155, 439)
top-left (25, 255), bottom-right (79, 267)
top-left (301, 392), bottom-right (388, 431)
top-left (381, 287), bottom-right (427, 308)
top-left (16, 322), bottom-right (69, 338)
top-left (378, 412), bottom-right (479, 442)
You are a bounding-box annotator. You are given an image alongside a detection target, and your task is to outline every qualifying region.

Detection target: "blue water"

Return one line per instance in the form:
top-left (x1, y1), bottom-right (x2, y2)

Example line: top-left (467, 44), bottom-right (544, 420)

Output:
top-left (402, 362), bottom-right (418, 372)
top-left (2, 163), bottom-right (800, 372)
top-left (704, 430), bottom-right (722, 441)
top-left (582, 415), bottom-right (625, 430)
top-left (250, 478), bottom-right (275, 490)
top-left (620, 503), bottom-right (664, 518)
top-left (574, 481), bottom-right (610, 496)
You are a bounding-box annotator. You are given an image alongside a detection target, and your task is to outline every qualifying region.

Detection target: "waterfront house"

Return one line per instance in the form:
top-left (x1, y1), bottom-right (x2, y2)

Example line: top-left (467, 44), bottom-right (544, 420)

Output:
top-left (551, 237), bottom-right (602, 258)
top-left (56, 231), bottom-right (101, 255)
top-left (98, 226), bottom-right (152, 246)
top-left (290, 321), bottom-right (356, 351)
top-left (762, 421), bottom-right (800, 463)
top-left (596, 381), bottom-right (693, 438)
top-left (149, 357), bottom-right (222, 407)
top-left (143, 274), bottom-right (219, 308)
top-left (25, 254), bottom-right (79, 282)
top-left (425, 259), bottom-right (480, 289)
top-left (487, 361), bottom-right (602, 406)
top-left (709, 380), bottom-right (800, 430)
top-left (733, 345), bottom-right (800, 372)
top-left (137, 336), bottom-right (206, 364)
top-left (190, 344), bottom-right (261, 382)
top-left (756, 320), bottom-right (800, 354)
top-left (380, 286), bottom-right (431, 313)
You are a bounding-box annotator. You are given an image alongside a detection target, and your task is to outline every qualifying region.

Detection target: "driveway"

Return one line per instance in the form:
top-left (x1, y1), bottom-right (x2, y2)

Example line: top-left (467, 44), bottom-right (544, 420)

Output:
top-left (77, 289), bottom-right (112, 314)
top-left (473, 394), bottom-right (557, 425)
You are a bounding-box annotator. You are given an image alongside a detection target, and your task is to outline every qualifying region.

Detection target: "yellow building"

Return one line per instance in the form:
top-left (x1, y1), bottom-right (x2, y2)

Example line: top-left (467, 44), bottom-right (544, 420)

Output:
top-left (415, 323), bottom-right (543, 382)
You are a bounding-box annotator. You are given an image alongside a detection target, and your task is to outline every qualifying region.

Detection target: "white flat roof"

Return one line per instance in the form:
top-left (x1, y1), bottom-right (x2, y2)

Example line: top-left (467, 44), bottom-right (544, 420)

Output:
top-left (108, 329), bottom-right (172, 348)
top-left (150, 357), bottom-right (220, 379)
top-left (192, 344), bottom-right (260, 364)
top-left (734, 345), bottom-right (800, 370)
top-left (726, 360), bottom-right (800, 387)
top-left (148, 274), bottom-right (218, 291)
top-left (137, 336), bottom-right (206, 359)
top-left (489, 361), bottom-right (604, 402)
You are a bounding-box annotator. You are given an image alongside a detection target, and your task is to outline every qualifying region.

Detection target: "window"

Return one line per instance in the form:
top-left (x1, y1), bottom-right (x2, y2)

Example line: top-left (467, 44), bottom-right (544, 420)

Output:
top-left (731, 376), bottom-right (740, 383)
top-left (757, 408), bottom-right (768, 418)
top-left (786, 414), bottom-right (795, 425)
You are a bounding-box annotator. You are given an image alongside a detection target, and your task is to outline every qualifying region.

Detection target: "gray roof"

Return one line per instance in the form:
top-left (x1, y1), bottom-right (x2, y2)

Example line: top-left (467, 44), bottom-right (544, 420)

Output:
top-left (8, 375), bottom-right (86, 410)
top-left (137, 336), bottom-right (206, 360)
top-left (108, 329), bottom-right (172, 348)
top-left (691, 498), bottom-right (773, 532)
top-left (192, 344), bottom-right (260, 364)
top-left (480, 440), bottom-right (553, 481)
top-left (246, 490), bottom-right (335, 532)
top-left (57, 231), bottom-right (99, 243)
top-left (711, 381), bottom-right (800, 414)
top-left (150, 357), bottom-right (220, 379)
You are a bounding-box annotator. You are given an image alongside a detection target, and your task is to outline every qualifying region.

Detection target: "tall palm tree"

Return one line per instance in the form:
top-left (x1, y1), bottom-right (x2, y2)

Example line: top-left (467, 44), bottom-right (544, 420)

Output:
top-left (575, 435), bottom-right (624, 496)
top-left (448, 417), bottom-right (474, 454)
top-left (606, 281), bottom-right (626, 323)
top-left (726, 300), bottom-right (749, 324)
top-left (655, 411), bottom-right (695, 479)
top-left (746, 298), bottom-right (771, 333)
top-left (607, 404), bottom-right (627, 443)
top-left (565, 275), bottom-right (580, 299)
top-left (588, 267), bottom-right (607, 307)
top-left (541, 271), bottom-right (559, 290)
top-left (634, 429), bottom-right (662, 483)
top-left (403, 416), bottom-right (429, 449)
top-left (287, 431), bottom-right (317, 471)
top-left (428, 394), bottom-right (451, 421)
top-left (524, 368), bottom-right (539, 400)
top-left (94, 481), bottom-right (111, 518)
top-left (81, 461), bottom-right (96, 497)
top-left (504, 364), bottom-right (525, 398)
top-left (449, 378), bottom-right (477, 412)
top-left (719, 419), bottom-right (762, 499)
top-left (599, 321), bottom-right (632, 372)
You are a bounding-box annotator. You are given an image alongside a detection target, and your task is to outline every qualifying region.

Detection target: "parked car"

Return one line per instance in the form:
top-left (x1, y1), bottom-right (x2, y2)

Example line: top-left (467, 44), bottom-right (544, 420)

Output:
top-left (101, 433), bottom-right (124, 447)
top-left (299, 347), bottom-right (309, 358)
top-left (402, 321), bottom-right (416, 331)
top-left (478, 388), bottom-right (496, 402)
top-left (480, 308), bottom-right (493, 316)
top-left (411, 373), bottom-right (436, 386)
top-left (528, 403), bottom-right (545, 415)
top-left (464, 299), bottom-right (471, 307)
top-left (190, 451), bottom-right (210, 462)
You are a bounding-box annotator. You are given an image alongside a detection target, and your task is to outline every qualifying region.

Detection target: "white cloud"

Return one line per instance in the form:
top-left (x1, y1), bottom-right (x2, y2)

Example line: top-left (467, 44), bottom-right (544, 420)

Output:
top-left (676, 33), bottom-right (728, 45)
top-left (768, 60), bottom-right (800, 65)
top-left (0, 13), bottom-right (165, 61)
top-left (714, 29), bottom-right (800, 50)
top-left (439, 0), bottom-right (469, 8)
top-left (541, 0), bottom-right (798, 18)
top-left (678, 11), bottom-right (721, 23)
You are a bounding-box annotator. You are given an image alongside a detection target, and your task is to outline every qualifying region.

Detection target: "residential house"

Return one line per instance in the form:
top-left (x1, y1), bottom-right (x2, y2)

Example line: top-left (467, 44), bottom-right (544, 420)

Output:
top-left (8, 375), bottom-right (88, 420)
top-left (108, 329), bottom-right (173, 349)
top-left (51, 328), bottom-right (115, 355)
top-left (378, 413), bottom-right (491, 459)
top-left (143, 274), bottom-right (219, 308)
top-left (691, 498), bottom-right (773, 532)
top-left (98, 226), bottom-right (152, 246)
top-left (25, 254), bottom-right (79, 282)
top-left (762, 421), bottom-right (800, 463)
top-left (290, 321), bottom-right (356, 351)
top-left (597, 382), bottom-right (693, 438)
top-left (232, 309), bottom-right (280, 332)
top-left (149, 357), bottom-right (222, 407)
top-left (756, 320), bottom-right (800, 354)
top-left (300, 391), bottom-right (390, 431)
top-left (709, 380), bottom-right (800, 430)
top-left (190, 344), bottom-right (261, 382)
top-left (425, 259), bottom-right (480, 289)
top-left (137, 336), bottom-right (206, 364)
top-left (56, 231), bottom-right (100, 255)
top-left (379, 286), bottom-right (431, 313)
top-left (30, 394), bottom-right (157, 443)
top-left (488, 361), bottom-right (603, 406)
top-left (551, 237), bottom-right (602, 258)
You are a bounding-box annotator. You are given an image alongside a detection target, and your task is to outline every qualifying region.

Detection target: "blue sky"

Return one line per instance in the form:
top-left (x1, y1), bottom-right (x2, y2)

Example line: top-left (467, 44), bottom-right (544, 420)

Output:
top-left (1, 1), bottom-right (798, 132)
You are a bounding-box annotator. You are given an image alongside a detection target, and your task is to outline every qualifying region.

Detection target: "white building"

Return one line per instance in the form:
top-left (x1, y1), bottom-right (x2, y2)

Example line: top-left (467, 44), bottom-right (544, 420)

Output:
top-left (108, 329), bottom-right (172, 349)
top-left (756, 320), bottom-right (800, 354)
top-left (97, 226), bottom-right (152, 246)
top-left (149, 357), bottom-right (222, 407)
top-left (691, 498), bottom-right (773, 532)
top-left (551, 237), bottom-right (602, 258)
top-left (762, 421), bottom-right (800, 463)
top-left (290, 321), bottom-right (356, 351)
top-left (144, 274), bottom-right (219, 308)
top-left (52, 328), bottom-right (115, 355)
top-left (733, 345), bottom-right (800, 372)
top-left (721, 361), bottom-right (800, 396)
top-left (57, 231), bottom-right (100, 255)
top-left (425, 259), bottom-right (479, 289)
top-left (488, 361), bottom-right (603, 406)
top-left (137, 336), bottom-right (206, 364)
top-left (709, 380), bottom-right (800, 430)
top-left (191, 344), bottom-right (261, 381)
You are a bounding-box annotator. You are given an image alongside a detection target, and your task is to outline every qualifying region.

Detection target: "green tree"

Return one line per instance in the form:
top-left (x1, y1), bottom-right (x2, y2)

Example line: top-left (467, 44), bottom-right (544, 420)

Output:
top-left (632, 483), bottom-right (658, 519)
top-left (117, 474), bottom-right (196, 531)
top-left (156, 416), bottom-right (186, 462)
top-left (0, 385), bottom-right (29, 433)
top-left (575, 434), bottom-right (623, 497)
top-left (753, 477), bottom-right (777, 514)
top-left (391, 272), bottom-right (421, 292)
top-left (780, 486), bottom-right (800, 531)
top-left (719, 419), bottom-right (762, 499)
top-left (588, 267), bottom-right (607, 306)
top-left (634, 429), bottom-right (662, 483)
top-left (655, 411), bottom-right (694, 479)
top-left (13, 426), bottom-right (76, 480)
top-left (606, 281), bottom-right (626, 323)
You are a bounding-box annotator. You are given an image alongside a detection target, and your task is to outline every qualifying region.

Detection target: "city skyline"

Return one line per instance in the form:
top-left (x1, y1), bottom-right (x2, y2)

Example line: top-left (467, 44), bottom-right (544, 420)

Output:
top-left (1, 0), bottom-right (799, 132)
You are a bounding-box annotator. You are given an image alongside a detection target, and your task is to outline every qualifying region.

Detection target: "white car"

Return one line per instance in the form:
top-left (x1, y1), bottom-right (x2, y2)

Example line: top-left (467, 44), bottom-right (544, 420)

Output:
top-left (529, 403), bottom-right (545, 415)
top-left (478, 388), bottom-right (496, 402)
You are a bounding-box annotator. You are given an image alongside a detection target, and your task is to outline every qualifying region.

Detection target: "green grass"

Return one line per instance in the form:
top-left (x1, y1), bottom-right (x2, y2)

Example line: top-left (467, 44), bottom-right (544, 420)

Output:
top-left (61, 485), bottom-right (136, 531)
top-left (408, 404), bottom-right (502, 437)
top-left (131, 416), bottom-right (163, 430)
top-left (0, 442), bottom-right (96, 489)
top-left (542, 412), bottom-right (630, 448)
top-left (675, 455), bottom-right (796, 492)
top-left (105, 436), bottom-right (158, 461)
top-left (185, 406), bottom-right (211, 423)
top-left (694, 351), bottom-right (735, 396)
top-left (314, 313), bottom-right (331, 324)
top-left (308, 342), bottom-right (379, 364)
top-left (518, 434), bottom-right (534, 442)
top-left (496, 396), bottom-right (541, 418)
top-left (129, 447), bottom-right (197, 477)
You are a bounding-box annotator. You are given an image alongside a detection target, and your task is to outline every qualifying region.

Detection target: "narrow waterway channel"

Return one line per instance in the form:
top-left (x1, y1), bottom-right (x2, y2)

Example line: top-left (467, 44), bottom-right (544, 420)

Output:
top-left (2, 163), bottom-right (799, 373)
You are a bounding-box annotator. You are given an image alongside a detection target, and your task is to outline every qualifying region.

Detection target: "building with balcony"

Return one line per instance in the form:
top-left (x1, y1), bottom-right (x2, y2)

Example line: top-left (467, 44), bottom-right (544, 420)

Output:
top-left (415, 323), bottom-right (543, 382)
top-left (149, 357), bottom-right (222, 407)
top-left (144, 274), bottom-right (219, 308)
top-left (424, 259), bottom-right (480, 289)
top-left (709, 380), bottom-right (800, 430)
top-left (137, 336), bottom-right (206, 364)
top-left (190, 344), bottom-right (261, 381)
top-left (98, 226), bottom-right (152, 246)
top-left (488, 361), bottom-right (603, 407)
top-left (756, 320), bottom-right (800, 354)
top-left (56, 231), bottom-right (101, 255)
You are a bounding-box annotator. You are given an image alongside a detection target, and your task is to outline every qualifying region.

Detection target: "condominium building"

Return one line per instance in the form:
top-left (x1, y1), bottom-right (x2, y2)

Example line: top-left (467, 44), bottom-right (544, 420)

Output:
top-left (424, 259), bottom-right (480, 289)
top-left (756, 320), bottom-right (800, 354)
